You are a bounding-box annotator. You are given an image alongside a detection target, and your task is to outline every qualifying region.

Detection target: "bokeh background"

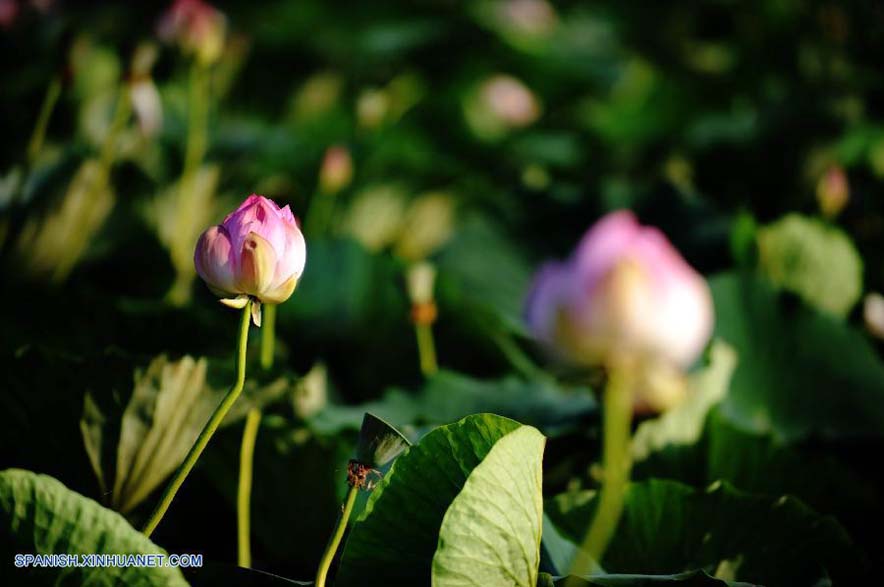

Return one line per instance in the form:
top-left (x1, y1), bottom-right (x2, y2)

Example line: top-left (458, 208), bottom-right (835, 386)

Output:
top-left (2, 0), bottom-right (884, 583)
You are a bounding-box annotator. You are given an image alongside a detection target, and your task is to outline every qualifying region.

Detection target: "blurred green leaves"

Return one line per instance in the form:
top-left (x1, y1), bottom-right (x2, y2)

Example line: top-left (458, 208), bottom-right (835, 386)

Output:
top-left (757, 214), bottom-right (863, 317)
top-left (546, 479), bottom-right (863, 587)
top-left (710, 272), bottom-right (884, 440)
top-left (310, 369), bottom-right (595, 437)
top-left (3, 1), bottom-right (884, 584)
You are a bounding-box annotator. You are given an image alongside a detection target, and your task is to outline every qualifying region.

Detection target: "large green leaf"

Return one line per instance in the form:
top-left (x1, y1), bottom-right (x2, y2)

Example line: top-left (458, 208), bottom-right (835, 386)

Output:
top-left (631, 335), bottom-right (881, 554)
top-left (633, 407), bottom-right (884, 556)
top-left (710, 272), bottom-right (884, 440)
top-left (432, 426), bottom-right (546, 587)
top-left (336, 414), bottom-right (523, 586)
top-left (546, 479), bottom-right (865, 587)
top-left (0, 469), bottom-right (188, 587)
top-left (756, 214), bottom-right (862, 317)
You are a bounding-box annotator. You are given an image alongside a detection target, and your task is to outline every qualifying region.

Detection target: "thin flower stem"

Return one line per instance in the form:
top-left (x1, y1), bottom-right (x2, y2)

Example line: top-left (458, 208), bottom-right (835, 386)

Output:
top-left (315, 485), bottom-right (359, 587)
top-left (142, 301), bottom-right (252, 537)
top-left (241, 302), bottom-right (274, 566)
top-left (237, 407), bottom-right (262, 568)
top-left (27, 76), bottom-right (62, 165)
top-left (569, 366), bottom-right (634, 579)
top-left (260, 303), bottom-right (276, 370)
top-left (415, 323), bottom-right (438, 376)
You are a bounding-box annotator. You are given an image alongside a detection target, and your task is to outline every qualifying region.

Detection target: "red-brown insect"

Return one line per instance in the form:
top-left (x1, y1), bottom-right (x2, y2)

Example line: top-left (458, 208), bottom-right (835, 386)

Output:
top-left (347, 460), bottom-right (384, 490)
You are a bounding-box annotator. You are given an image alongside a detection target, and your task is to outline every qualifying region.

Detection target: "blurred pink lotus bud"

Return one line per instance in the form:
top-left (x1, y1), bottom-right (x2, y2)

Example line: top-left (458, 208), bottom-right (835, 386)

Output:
top-left (157, 0), bottom-right (226, 65)
top-left (481, 74), bottom-right (541, 128)
top-left (195, 195), bottom-right (306, 312)
top-left (816, 165), bottom-right (849, 218)
top-left (319, 145), bottom-right (353, 195)
top-left (499, 0), bottom-right (557, 36)
top-left (525, 211), bottom-right (713, 369)
top-left (0, 0), bottom-right (18, 29)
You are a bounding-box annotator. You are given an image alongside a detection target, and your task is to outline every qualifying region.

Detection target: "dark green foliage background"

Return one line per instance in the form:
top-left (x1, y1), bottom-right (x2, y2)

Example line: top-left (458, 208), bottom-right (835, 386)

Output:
top-left (2, 1), bottom-right (884, 585)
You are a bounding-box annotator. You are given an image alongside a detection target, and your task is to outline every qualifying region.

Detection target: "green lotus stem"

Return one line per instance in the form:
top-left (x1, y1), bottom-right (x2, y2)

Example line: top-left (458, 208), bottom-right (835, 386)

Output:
top-left (415, 323), bottom-right (438, 376)
top-left (237, 407), bottom-right (262, 568)
top-left (315, 484), bottom-right (359, 587)
top-left (143, 301), bottom-right (252, 537)
top-left (570, 366), bottom-right (634, 577)
top-left (27, 76), bottom-right (62, 165)
top-left (239, 303), bottom-right (274, 566)
top-left (260, 304), bottom-right (276, 370)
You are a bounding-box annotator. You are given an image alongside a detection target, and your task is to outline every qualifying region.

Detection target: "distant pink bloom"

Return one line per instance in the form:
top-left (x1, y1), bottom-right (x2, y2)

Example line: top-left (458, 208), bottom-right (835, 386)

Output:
top-left (481, 74), bottom-right (541, 128)
top-left (499, 0), bottom-right (557, 36)
top-left (319, 145), bottom-right (353, 194)
top-left (157, 0), bottom-right (226, 64)
top-left (816, 165), bottom-right (849, 218)
top-left (0, 0), bottom-right (53, 28)
top-left (195, 195), bottom-right (306, 308)
top-left (0, 0), bottom-right (19, 28)
top-left (525, 211), bottom-right (713, 368)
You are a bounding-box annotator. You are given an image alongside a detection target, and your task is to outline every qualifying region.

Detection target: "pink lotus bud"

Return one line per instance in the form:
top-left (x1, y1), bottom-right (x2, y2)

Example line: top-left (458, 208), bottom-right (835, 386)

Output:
top-left (157, 0), bottom-right (226, 65)
top-left (194, 195), bottom-right (306, 311)
top-left (525, 211), bottom-right (713, 369)
top-left (0, 0), bottom-right (19, 29)
top-left (318, 145), bottom-right (353, 195)
top-left (816, 165), bottom-right (849, 218)
top-left (499, 0), bottom-right (557, 37)
top-left (481, 74), bottom-right (541, 128)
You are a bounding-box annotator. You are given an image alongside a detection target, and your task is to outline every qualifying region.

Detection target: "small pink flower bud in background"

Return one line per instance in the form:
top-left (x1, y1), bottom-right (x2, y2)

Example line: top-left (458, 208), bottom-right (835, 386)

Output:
top-left (525, 211), bottom-right (713, 370)
top-left (481, 74), bottom-right (541, 128)
top-left (195, 195), bottom-right (306, 317)
top-left (319, 146), bottom-right (353, 195)
top-left (157, 0), bottom-right (226, 65)
top-left (0, 0), bottom-right (18, 29)
top-left (816, 165), bottom-right (849, 219)
top-left (498, 0), bottom-right (557, 37)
